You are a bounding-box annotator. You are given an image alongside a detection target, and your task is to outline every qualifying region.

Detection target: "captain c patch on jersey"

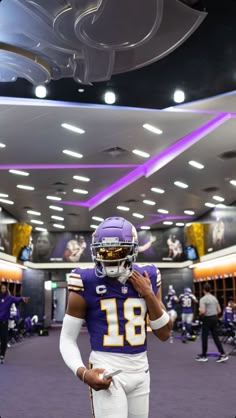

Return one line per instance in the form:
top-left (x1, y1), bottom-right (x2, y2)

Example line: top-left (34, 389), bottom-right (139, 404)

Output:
top-left (96, 284), bottom-right (107, 295)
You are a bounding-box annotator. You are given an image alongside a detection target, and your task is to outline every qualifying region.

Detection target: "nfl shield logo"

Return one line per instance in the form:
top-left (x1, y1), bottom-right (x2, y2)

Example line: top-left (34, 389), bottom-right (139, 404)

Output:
top-left (121, 286), bottom-right (128, 294)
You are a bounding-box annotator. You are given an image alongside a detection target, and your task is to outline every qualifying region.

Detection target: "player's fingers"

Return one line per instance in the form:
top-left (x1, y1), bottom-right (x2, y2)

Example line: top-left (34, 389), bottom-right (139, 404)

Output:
top-left (143, 271), bottom-right (151, 283)
top-left (94, 367), bottom-right (106, 373)
top-left (94, 378), bottom-right (112, 391)
top-left (130, 270), bottom-right (142, 280)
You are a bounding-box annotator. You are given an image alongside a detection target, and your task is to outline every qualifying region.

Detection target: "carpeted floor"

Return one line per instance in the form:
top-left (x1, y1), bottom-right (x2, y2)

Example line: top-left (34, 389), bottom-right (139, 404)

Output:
top-left (0, 328), bottom-right (235, 418)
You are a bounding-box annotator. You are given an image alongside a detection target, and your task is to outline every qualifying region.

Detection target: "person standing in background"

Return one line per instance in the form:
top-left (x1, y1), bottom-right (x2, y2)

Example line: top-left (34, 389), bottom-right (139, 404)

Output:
top-left (179, 287), bottom-right (198, 341)
top-left (0, 283), bottom-right (29, 363)
top-left (196, 283), bottom-right (228, 363)
top-left (165, 285), bottom-right (179, 343)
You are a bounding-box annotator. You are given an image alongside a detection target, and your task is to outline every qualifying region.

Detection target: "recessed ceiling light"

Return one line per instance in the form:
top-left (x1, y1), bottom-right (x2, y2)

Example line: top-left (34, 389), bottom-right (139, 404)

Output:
top-left (73, 188), bottom-right (88, 194)
top-left (73, 175), bottom-right (90, 182)
top-left (132, 149), bottom-right (150, 158)
top-left (117, 206), bottom-right (130, 211)
top-left (143, 200), bottom-right (155, 206)
top-left (216, 203), bottom-right (226, 208)
top-left (17, 185), bottom-right (35, 191)
top-left (0, 198), bottom-right (14, 205)
top-left (0, 193), bottom-right (8, 198)
top-left (9, 169), bottom-right (29, 176)
top-left (63, 150), bottom-right (83, 159)
top-left (184, 210), bottom-right (195, 215)
top-left (176, 223), bottom-right (185, 226)
top-left (46, 196), bottom-right (62, 201)
top-left (104, 91), bottom-right (116, 104)
top-left (174, 181), bottom-right (188, 189)
top-left (205, 202), bottom-right (215, 208)
top-left (53, 224), bottom-right (65, 229)
top-left (78, 88), bottom-right (85, 93)
top-left (188, 160), bottom-right (204, 170)
top-left (49, 205), bottom-right (63, 211)
top-left (27, 210), bottom-right (41, 216)
top-left (163, 221), bottom-right (173, 225)
top-left (140, 226), bottom-right (150, 230)
top-left (173, 89), bottom-right (185, 103)
top-left (35, 85), bottom-right (47, 99)
top-left (157, 209), bottom-right (169, 214)
top-left (35, 227), bottom-right (48, 232)
top-left (90, 224), bottom-right (99, 229)
top-left (92, 216), bottom-right (104, 222)
top-left (229, 180), bottom-right (236, 186)
top-left (151, 187), bottom-right (165, 194)
top-left (51, 215), bottom-right (64, 221)
top-left (143, 123), bottom-right (163, 135)
top-left (31, 219), bottom-right (44, 225)
top-left (132, 213), bottom-right (144, 219)
top-left (61, 123), bottom-right (85, 135)
top-left (212, 195), bottom-right (225, 202)
top-left (0, 142), bottom-right (6, 148)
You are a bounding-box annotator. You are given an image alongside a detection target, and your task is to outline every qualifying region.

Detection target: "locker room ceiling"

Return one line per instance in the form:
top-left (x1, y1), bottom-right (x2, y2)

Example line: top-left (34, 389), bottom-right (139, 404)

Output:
top-left (0, 0), bottom-right (236, 232)
top-left (0, 92), bottom-right (236, 233)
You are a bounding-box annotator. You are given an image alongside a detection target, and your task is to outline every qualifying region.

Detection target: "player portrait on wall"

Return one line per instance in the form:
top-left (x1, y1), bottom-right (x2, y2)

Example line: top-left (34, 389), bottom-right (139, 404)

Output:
top-left (63, 234), bottom-right (87, 262)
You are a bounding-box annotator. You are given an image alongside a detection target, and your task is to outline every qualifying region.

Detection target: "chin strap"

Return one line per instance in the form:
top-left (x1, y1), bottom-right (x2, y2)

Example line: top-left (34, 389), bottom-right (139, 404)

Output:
top-left (95, 260), bottom-right (133, 281)
top-left (117, 265), bottom-right (132, 284)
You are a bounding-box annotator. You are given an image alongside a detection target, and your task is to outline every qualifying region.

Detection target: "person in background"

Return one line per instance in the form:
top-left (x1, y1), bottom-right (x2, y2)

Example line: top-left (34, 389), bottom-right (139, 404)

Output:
top-left (60, 216), bottom-right (171, 418)
top-left (179, 287), bottom-right (198, 342)
top-left (223, 299), bottom-right (234, 327)
top-left (165, 285), bottom-right (179, 343)
top-left (8, 302), bottom-right (18, 346)
top-left (196, 283), bottom-right (228, 363)
top-left (0, 283), bottom-right (29, 363)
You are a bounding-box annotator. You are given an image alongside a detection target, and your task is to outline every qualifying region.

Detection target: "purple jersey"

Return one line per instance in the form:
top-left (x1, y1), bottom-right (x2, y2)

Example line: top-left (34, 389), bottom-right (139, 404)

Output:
top-left (0, 294), bottom-right (22, 320)
top-left (223, 306), bottom-right (234, 324)
top-left (67, 264), bottom-right (161, 354)
top-left (166, 295), bottom-right (178, 311)
top-left (179, 293), bottom-right (196, 314)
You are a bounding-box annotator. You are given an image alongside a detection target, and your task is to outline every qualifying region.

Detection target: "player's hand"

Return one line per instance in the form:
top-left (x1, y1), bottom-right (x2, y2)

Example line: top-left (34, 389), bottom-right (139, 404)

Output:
top-left (129, 270), bottom-right (154, 297)
top-left (78, 367), bottom-right (112, 391)
top-left (22, 297), bottom-right (30, 303)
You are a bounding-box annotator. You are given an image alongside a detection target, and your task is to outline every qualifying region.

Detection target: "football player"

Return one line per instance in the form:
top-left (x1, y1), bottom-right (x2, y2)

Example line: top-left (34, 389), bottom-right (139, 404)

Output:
top-left (165, 286), bottom-right (179, 343)
top-left (60, 216), bottom-right (171, 418)
top-left (179, 287), bottom-right (198, 341)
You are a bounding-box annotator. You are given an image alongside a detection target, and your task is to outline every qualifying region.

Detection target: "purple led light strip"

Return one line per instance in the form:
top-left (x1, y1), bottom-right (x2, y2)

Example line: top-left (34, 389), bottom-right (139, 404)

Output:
top-left (62, 112), bottom-right (230, 210)
top-left (144, 113), bottom-right (230, 177)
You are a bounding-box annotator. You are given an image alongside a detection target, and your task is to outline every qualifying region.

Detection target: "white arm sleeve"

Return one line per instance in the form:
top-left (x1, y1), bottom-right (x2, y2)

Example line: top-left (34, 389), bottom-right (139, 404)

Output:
top-left (59, 314), bottom-right (86, 376)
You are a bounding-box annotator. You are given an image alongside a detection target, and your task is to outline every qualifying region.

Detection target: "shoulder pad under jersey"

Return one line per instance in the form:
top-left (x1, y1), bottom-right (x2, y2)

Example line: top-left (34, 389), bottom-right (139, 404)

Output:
top-left (67, 268), bottom-right (85, 292)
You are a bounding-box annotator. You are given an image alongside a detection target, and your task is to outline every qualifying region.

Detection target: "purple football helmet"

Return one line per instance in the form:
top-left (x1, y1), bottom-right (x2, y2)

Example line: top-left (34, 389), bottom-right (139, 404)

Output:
top-left (184, 287), bottom-right (192, 294)
top-left (91, 217), bottom-right (139, 278)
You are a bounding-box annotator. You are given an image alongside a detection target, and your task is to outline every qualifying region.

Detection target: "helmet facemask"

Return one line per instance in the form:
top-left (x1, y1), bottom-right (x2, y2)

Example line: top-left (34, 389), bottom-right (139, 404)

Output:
top-left (91, 241), bottom-right (138, 280)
